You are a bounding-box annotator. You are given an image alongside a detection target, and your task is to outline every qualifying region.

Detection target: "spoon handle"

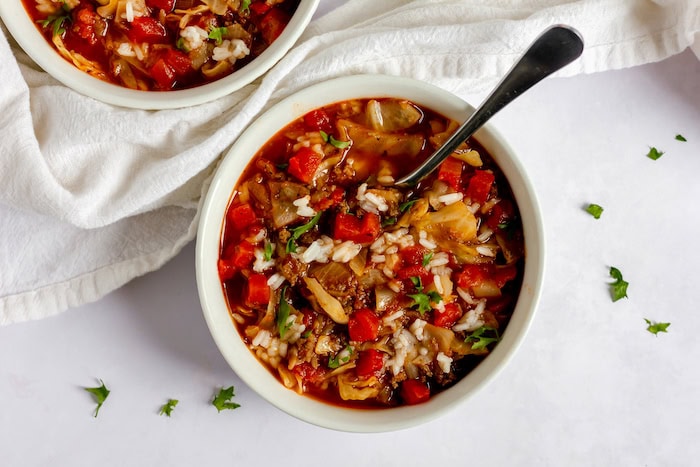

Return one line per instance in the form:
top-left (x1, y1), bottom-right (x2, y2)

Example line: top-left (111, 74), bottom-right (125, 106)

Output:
top-left (396, 25), bottom-right (584, 186)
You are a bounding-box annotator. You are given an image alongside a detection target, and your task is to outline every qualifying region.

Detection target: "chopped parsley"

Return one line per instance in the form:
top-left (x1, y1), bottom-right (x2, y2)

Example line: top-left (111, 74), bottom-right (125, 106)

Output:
top-left (646, 147), bottom-right (664, 160)
top-left (240, 0), bottom-right (251, 13)
top-left (408, 276), bottom-right (441, 314)
top-left (159, 399), bottom-right (179, 417)
top-left (464, 326), bottom-right (500, 350)
top-left (212, 386), bottom-right (240, 412)
top-left (644, 319), bottom-right (670, 336)
top-left (320, 131), bottom-right (351, 149)
top-left (286, 212), bottom-right (321, 253)
top-left (328, 346), bottom-right (353, 369)
top-left (675, 134), bottom-right (687, 142)
top-left (263, 241), bottom-right (274, 261)
top-left (608, 266), bottom-right (629, 302)
top-left (381, 217), bottom-right (397, 227)
top-left (422, 252), bottom-right (434, 267)
top-left (84, 379), bottom-right (110, 418)
top-left (277, 286), bottom-right (293, 338)
top-left (37, 3), bottom-right (72, 37)
top-left (585, 203), bottom-right (604, 219)
top-left (208, 26), bottom-right (228, 45)
top-left (399, 199), bottom-right (418, 213)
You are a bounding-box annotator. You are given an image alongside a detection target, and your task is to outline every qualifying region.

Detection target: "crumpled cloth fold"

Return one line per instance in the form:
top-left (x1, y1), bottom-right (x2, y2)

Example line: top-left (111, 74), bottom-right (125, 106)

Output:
top-left (1, 0), bottom-right (698, 324)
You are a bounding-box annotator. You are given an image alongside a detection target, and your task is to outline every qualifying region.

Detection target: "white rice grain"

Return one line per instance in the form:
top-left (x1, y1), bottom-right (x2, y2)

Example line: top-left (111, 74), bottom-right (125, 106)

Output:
top-left (438, 192), bottom-right (464, 205)
top-left (437, 352), bottom-right (453, 373)
top-left (331, 241), bottom-right (362, 263)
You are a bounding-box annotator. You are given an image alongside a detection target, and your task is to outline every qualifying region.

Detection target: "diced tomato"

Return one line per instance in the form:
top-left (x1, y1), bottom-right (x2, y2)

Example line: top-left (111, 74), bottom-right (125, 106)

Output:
top-left (150, 58), bottom-right (175, 89)
top-left (455, 264), bottom-right (487, 289)
top-left (333, 212), bottom-right (381, 244)
top-left (493, 265), bottom-right (518, 288)
top-left (432, 302), bottom-right (462, 328)
top-left (259, 8), bottom-right (290, 45)
top-left (292, 362), bottom-right (326, 385)
top-left (222, 241), bottom-right (256, 270)
top-left (399, 245), bottom-right (430, 266)
top-left (244, 273), bottom-right (270, 307)
top-left (128, 17), bottom-right (168, 44)
top-left (400, 379), bottom-right (430, 405)
top-left (437, 156), bottom-right (463, 190)
top-left (301, 308), bottom-right (317, 330)
top-left (146, 0), bottom-right (175, 11)
top-left (312, 187), bottom-right (345, 211)
top-left (355, 349), bottom-right (385, 378)
top-left (396, 264), bottom-right (432, 289)
top-left (347, 308), bottom-right (381, 342)
top-left (74, 7), bottom-right (99, 45)
top-left (249, 1), bottom-right (272, 15)
top-left (466, 170), bottom-right (495, 204)
top-left (287, 147), bottom-right (323, 183)
top-left (303, 109), bottom-right (333, 133)
top-left (164, 48), bottom-right (192, 76)
top-left (486, 199), bottom-right (515, 230)
top-left (227, 203), bottom-right (258, 231)
top-left (218, 259), bottom-right (237, 282)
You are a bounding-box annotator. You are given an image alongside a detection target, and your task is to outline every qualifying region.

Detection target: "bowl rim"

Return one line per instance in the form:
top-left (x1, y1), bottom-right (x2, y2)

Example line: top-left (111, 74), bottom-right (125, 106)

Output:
top-left (196, 74), bottom-right (545, 433)
top-left (0, 0), bottom-right (320, 109)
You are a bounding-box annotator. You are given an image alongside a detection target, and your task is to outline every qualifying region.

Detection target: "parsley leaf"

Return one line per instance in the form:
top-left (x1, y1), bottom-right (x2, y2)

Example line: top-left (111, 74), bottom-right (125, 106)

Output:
top-left (286, 212), bottom-right (321, 253)
top-left (320, 131), bottom-right (351, 149)
top-left (263, 241), bottom-right (274, 261)
top-left (381, 217), bottom-right (397, 227)
top-left (159, 399), bottom-right (179, 417)
top-left (84, 379), bottom-right (110, 418)
top-left (277, 286), bottom-right (293, 338)
top-left (585, 203), bottom-right (604, 219)
top-left (399, 199), bottom-right (418, 213)
top-left (609, 266), bottom-right (629, 302)
top-left (37, 3), bottom-right (72, 37)
top-left (240, 0), bottom-right (251, 13)
top-left (208, 26), bottom-right (227, 45)
top-left (646, 147), bottom-right (664, 160)
top-left (328, 346), bottom-right (353, 369)
top-left (212, 386), bottom-right (240, 412)
top-left (422, 252), bottom-right (434, 267)
top-left (408, 290), bottom-right (442, 315)
top-left (644, 319), bottom-right (670, 336)
top-left (675, 134), bottom-right (687, 142)
top-left (465, 326), bottom-right (500, 350)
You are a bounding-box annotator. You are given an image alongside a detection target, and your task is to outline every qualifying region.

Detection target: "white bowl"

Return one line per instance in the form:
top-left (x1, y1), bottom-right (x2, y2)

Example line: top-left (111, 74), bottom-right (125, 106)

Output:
top-left (196, 74), bottom-right (545, 432)
top-left (0, 0), bottom-right (319, 109)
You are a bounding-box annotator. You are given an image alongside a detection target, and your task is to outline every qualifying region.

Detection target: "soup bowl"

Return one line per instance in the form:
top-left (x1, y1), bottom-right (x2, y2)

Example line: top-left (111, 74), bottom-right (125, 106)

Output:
top-left (196, 74), bottom-right (545, 432)
top-left (0, 0), bottom-right (319, 109)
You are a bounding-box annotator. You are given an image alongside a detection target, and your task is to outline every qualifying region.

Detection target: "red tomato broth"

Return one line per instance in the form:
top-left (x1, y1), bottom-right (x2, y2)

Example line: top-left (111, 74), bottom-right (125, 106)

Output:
top-left (22, 0), bottom-right (299, 91)
top-left (219, 98), bottom-right (525, 409)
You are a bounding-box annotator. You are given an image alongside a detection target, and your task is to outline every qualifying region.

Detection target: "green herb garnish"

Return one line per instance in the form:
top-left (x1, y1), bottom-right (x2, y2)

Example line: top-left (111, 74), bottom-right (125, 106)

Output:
top-left (609, 266), bottom-right (629, 302)
top-left (320, 131), bottom-right (351, 149)
top-left (644, 318), bottom-right (670, 336)
top-left (277, 286), bottom-right (293, 338)
top-left (407, 276), bottom-right (441, 314)
top-left (328, 346), bottom-right (353, 369)
top-left (399, 199), bottom-right (418, 213)
top-left (263, 241), bottom-right (274, 261)
top-left (286, 212), bottom-right (321, 253)
top-left (585, 203), bottom-right (604, 219)
top-left (381, 217), bottom-right (397, 227)
top-left (422, 252), bottom-right (434, 267)
top-left (37, 3), bottom-right (72, 37)
top-left (84, 379), bottom-right (110, 418)
top-left (675, 134), bottom-right (687, 142)
top-left (240, 0), bottom-right (251, 13)
top-left (208, 26), bottom-right (228, 45)
top-left (646, 147), bottom-right (664, 160)
top-left (176, 37), bottom-right (189, 52)
top-left (465, 326), bottom-right (500, 350)
top-left (212, 386), bottom-right (240, 412)
top-left (159, 399), bottom-right (179, 417)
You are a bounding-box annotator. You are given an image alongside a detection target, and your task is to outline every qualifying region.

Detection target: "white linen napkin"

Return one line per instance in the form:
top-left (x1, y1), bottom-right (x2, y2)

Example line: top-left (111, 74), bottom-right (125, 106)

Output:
top-left (1, 0), bottom-right (698, 325)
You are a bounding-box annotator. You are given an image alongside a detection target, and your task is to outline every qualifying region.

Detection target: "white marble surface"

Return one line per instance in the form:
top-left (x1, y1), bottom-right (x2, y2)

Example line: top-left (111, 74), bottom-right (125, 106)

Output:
top-left (2, 2), bottom-right (700, 465)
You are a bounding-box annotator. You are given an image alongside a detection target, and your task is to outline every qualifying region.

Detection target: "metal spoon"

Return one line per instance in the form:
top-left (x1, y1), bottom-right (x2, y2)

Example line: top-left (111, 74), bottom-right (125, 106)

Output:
top-left (395, 25), bottom-right (584, 187)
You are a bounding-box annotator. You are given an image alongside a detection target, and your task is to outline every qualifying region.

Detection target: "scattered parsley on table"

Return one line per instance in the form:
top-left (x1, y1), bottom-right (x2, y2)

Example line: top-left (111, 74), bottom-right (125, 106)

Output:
top-left (84, 379), bottom-right (110, 418)
top-left (644, 319), bottom-right (670, 336)
top-left (608, 267), bottom-right (629, 302)
top-left (646, 147), bottom-right (664, 160)
top-left (585, 203), bottom-right (604, 219)
top-left (212, 386), bottom-right (241, 412)
top-left (159, 399), bottom-right (179, 417)
top-left (675, 134), bottom-right (687, 142)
